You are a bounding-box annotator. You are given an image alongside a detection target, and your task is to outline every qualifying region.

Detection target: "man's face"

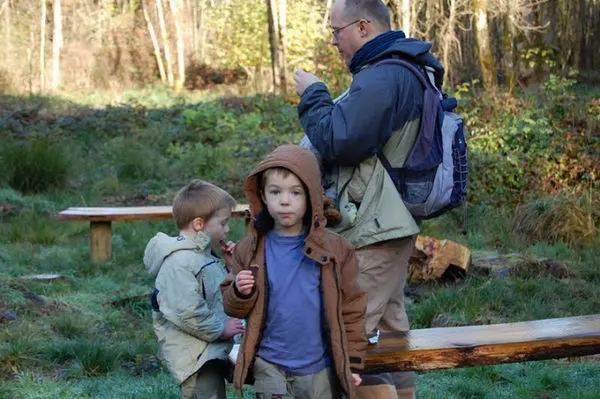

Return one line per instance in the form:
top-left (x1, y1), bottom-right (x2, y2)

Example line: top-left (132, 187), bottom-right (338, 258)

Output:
top-left (330, 0), bottom-right (364, 67)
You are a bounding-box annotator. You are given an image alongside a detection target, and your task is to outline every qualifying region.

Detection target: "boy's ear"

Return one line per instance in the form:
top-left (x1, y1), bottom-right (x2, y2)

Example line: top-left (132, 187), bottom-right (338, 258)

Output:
top-left (191, 217), bottom-right (205, 232)
top-left (260, 189), bottom-right (267, 205)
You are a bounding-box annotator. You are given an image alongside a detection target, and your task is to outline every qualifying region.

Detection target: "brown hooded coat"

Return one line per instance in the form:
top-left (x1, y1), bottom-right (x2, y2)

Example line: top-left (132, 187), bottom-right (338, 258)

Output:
top-left (220, 145), bottom-right (367, 397)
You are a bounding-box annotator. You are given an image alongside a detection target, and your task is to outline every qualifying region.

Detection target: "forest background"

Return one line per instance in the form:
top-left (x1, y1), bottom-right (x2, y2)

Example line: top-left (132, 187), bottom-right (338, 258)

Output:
top-left (0, 0), bottom-right (598, 398)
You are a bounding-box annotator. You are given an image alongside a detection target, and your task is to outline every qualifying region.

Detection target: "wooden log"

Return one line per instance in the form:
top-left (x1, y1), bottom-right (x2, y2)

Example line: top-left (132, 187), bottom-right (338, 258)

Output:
top-left (90, 221), bottom-right (112, 262)
top-left (364, 314), bottom-right (600, 373)
top-left (409, 235), bottom-right (471, 281)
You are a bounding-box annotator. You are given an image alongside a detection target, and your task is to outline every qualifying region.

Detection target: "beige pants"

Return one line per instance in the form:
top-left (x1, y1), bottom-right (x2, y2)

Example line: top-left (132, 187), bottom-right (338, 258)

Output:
top-left (355, 236), bottom-right (416, 399)
top-left (253, 357), bottom-right (338, 399)
top-left (180, 360), bottom-right (227, 399)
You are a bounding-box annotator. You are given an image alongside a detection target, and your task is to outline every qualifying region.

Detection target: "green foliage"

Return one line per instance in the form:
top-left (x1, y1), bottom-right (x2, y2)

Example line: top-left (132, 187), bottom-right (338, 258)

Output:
top-left (1, 136), bottom-right (71, 193)
top-left (204, 0), bottom-right (350, 94)
top-left (1, 87), bottom-right (599, 398)
top-left (43, 339), bottom-right (124, 377)
top-left (208, 0), bottom-right (269, 69)
top-left (420, 362), bottom-right (600, 399)
top-left (456, 79), bottom-right (598, 206)
top-left (513, 193), bottom-right (598, 248)
top-left (103, 137), bottom-right (166, 182)
top-left (2, 211), bottom-right (66, 245)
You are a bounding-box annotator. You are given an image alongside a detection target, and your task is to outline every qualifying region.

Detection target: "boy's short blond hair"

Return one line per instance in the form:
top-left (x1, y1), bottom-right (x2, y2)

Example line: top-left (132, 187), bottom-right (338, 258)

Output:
top-left (172, 179), bottom-right (236, 230)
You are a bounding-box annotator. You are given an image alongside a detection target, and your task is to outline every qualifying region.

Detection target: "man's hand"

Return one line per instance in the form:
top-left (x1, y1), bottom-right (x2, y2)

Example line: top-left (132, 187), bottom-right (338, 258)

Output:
top-left (351, 373), bottom-right (362, 387)
top-left (294, 69), bottom-right (322, 97)
top-left (220, 318), bottom-right (245, 340)
top-left (235, 269), bottom-right (255, 296)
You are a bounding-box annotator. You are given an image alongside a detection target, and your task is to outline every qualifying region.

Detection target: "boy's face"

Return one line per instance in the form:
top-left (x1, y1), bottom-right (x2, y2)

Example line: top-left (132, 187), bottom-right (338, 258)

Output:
top-left (262, 170), bottom-right (307, 236)
top-left (202, 207), bottom-right (231, 252)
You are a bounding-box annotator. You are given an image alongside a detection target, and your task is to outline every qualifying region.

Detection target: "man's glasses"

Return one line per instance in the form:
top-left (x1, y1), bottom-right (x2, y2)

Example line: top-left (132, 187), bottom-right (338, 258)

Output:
top-left (331, 19), bottom-right (370, 39)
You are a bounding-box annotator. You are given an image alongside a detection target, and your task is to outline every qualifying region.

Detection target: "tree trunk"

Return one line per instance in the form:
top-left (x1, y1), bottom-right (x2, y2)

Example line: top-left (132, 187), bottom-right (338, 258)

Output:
top-left (28, 30), bottom-right (35, 94)
top-left (401, 0), bottom-right (411, 36)
top-left (198, 0), bottom-right (206, 61)
top-left (277, 0), bottom-right (287, 94)
top-left (322, 0), bottom-right (333, 29)
top-left (191, 0), bottom-right (198, 57)
top-left (3, 0), bottom-right (11, 62)
top-left (142, 0), bottom-right (167, 83)
top-left (473, 0), bottom-right (496, 90)
top-left (51, 0), bottom-right (62, 90)
top-left (155, 0), bottom-right (174, 87)
top-left (503, 12), bottom-right (518, 94)
top-left (424, 0), bottom-right (445, 41)
top-left (266, 0), bottom-right (281, 92)
top-left (441, 0), bottom-right (457, 85)
top-left (168, 0), bottom-right (185, 89)
top-left (40, 0), bottom-right (46, 92)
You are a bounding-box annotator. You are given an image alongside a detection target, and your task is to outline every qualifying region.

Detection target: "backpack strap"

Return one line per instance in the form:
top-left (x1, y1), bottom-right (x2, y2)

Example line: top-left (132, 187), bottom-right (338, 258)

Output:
top-left (373, 58), bottom-right (442, 99)
top-left (371, 57), bottom-right (444, 188)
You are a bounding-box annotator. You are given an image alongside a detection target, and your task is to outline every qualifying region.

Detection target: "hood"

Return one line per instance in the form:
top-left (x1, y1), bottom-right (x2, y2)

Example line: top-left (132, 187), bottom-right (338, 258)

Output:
top-left (243, 144), bottom-right (325, 236)
top-left (354, 34), bottom-right (445, 83)
top-left (143, 232), bottom-right (211, 277)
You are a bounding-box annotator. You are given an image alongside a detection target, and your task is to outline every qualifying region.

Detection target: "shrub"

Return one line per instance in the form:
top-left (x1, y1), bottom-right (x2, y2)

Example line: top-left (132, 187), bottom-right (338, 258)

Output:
top-left (513, 194), bottom-right (598, 248)
top-left (103, 137), bottom-right (165, 181)
top-left (1, 136), bottom-right (70, 193)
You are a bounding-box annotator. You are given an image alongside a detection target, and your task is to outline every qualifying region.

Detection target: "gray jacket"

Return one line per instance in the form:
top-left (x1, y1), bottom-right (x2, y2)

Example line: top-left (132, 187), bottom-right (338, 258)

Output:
top-left (144, 232), bottom-right (231, 384)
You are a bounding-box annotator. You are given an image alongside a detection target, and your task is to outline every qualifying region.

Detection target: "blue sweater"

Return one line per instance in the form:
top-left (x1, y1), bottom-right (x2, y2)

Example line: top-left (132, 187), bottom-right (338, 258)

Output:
top-left (257, 230), bottom-right (330, 375)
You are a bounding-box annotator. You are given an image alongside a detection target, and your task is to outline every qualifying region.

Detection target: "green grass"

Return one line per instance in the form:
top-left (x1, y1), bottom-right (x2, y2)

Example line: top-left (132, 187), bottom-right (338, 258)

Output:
top-left (1, 89), bottom-right (598, 398)
top-left (1, 195), bottom-right (597, 398)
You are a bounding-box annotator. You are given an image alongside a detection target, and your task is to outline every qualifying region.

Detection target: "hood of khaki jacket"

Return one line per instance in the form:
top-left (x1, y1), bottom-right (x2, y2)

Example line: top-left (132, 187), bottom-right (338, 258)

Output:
top-left (143, 231), bottom-right (211, 277)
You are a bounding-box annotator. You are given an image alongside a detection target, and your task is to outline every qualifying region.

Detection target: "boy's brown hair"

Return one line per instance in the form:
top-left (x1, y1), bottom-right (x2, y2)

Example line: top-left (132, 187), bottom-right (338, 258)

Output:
top-left (172, 179), bottom-right (236, 230)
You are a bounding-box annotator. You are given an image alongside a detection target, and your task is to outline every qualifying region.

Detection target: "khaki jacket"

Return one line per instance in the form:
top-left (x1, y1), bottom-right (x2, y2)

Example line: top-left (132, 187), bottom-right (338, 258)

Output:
top-left (144, 232), bottom-right (232, 384)
top-left (335, 119), bottom-right (421, 248)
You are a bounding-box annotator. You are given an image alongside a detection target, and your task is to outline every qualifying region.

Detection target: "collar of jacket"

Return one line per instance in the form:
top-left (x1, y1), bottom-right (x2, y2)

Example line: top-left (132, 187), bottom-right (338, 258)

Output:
top-left (244, 214), bottom-right (334, 266)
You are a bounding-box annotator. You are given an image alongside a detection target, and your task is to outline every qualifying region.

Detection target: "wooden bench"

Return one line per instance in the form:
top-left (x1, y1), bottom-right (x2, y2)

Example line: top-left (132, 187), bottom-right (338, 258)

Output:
top-left (364, 314), bottom-right (600, 373)
top-left (58, 205), bottom-right (249, 262)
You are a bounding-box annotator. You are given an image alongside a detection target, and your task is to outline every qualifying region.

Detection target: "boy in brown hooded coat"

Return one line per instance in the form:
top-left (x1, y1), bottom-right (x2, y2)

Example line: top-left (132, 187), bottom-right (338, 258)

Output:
top-left (221, 144), bottom-right (367, 398)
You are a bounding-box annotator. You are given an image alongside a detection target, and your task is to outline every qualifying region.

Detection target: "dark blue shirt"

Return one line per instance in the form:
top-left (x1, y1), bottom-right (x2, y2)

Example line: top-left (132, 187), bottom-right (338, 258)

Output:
top-left (257, 230), bottom-right (329, 375)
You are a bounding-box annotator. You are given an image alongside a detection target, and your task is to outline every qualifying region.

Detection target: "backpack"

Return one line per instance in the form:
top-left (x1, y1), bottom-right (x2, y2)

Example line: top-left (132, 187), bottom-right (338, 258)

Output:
top-left (375, 58), bottom-right (468, 220)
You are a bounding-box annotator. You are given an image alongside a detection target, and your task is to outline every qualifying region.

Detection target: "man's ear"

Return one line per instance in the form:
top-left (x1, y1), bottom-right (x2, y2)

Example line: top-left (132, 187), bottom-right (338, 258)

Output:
top-left (359, 19), bottom-right (370, 36)
top-left (191, 217), bottom-right (205, 232)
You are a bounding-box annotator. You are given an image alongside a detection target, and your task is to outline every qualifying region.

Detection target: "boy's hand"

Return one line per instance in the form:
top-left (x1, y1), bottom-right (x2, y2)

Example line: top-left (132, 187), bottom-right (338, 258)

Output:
top-left (220, 240), bottom-right (236, 265)
top-left (220, 318), bottom-right (245, 340)
top-left (351, 373), bottom-right (362, 387)
top-left (235, 269), bottom-right (255, 296)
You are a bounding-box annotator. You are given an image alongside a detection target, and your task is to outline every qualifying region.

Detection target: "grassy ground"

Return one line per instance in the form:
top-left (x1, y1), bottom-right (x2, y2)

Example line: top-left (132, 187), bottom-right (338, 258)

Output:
top-left (1, 88), bottom-right (598, 398)
top-left (1, 187), bottom-right (598, 399)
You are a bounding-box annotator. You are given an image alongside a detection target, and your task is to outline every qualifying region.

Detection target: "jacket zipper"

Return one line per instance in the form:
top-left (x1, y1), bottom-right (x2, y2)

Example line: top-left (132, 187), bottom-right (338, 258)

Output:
top-left (332, 258), bottom-right (350, 394)
top-left (241, 242), bottom-right (268, 386)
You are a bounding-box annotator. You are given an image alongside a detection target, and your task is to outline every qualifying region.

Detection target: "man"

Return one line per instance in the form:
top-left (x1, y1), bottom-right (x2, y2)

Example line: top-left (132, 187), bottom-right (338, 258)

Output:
top-left (294, 0), bottom-right (444, 398)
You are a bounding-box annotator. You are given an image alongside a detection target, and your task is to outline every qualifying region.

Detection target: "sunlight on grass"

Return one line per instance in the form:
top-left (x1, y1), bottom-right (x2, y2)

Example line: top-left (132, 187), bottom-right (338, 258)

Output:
top-left (419, 361), bottom-right (600, 398)
top-left (1, 88), bottom-right (598, 398)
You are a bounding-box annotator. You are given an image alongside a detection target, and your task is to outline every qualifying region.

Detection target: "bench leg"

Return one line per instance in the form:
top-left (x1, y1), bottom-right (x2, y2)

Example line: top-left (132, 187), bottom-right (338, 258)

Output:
top-left (90, 221), bottom-right (112, 262)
